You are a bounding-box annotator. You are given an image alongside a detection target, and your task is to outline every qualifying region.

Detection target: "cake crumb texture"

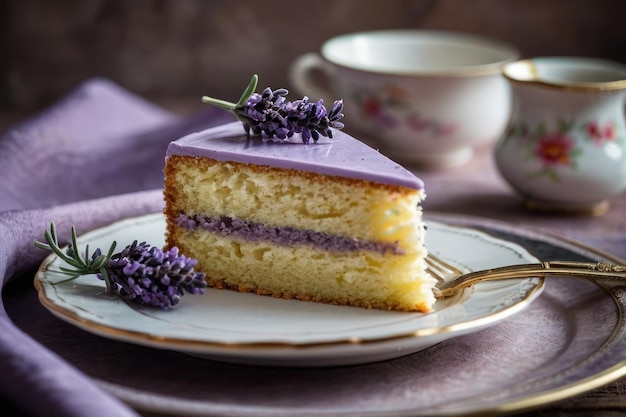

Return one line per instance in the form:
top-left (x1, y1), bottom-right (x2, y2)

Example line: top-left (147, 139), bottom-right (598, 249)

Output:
top-left (164, 154), bottom-right (435, 312)
top-left (164, 155), bottom-right (425, 246)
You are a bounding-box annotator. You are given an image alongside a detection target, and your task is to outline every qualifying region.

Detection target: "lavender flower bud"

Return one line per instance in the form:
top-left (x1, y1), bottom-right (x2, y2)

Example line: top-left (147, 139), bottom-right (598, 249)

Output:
top-left (98, 241), bottom-right (206, 309)
top-left (233, 87), bottom-right (344, 143)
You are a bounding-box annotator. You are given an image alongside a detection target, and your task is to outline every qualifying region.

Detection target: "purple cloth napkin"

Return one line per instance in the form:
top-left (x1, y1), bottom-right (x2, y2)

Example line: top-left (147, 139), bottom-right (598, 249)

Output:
top-left (0, 78), bottom-right (234, 416)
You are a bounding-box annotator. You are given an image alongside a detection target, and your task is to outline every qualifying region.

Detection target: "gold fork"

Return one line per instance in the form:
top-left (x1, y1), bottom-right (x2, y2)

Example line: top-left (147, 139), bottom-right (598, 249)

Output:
top-left (425, 253), bottom-right (626, 299)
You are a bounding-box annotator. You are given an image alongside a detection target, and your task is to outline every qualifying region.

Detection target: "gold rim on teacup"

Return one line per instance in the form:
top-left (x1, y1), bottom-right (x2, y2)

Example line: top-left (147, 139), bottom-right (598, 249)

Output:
top-left (503, 57), bottom-right (626, 92)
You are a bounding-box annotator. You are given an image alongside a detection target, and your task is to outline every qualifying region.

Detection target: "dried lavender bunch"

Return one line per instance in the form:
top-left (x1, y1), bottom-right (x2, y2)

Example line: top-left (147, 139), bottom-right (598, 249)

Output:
top-left (202, 74), bottom-right (344, 143)
top-left (34, 223), bottom-right (206, 309)
top-left (103, 241), bottom-right (206, 309)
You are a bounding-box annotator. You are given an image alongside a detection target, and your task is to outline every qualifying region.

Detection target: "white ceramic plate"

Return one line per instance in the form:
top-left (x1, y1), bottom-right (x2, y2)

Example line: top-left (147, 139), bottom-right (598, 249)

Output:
top-left (35, 213), bottom-right (543, 366)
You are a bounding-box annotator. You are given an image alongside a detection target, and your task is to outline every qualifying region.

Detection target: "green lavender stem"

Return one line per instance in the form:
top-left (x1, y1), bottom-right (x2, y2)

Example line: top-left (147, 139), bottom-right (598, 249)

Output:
top-left (201, 74), bottom-right (258, 111)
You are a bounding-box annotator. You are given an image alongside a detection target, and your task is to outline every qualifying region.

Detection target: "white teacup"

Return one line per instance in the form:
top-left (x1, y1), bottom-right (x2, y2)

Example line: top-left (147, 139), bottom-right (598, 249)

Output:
top-left (495, 57), bottom-right (626, 215)
top-left (289, 30), bottom-right (519, 168)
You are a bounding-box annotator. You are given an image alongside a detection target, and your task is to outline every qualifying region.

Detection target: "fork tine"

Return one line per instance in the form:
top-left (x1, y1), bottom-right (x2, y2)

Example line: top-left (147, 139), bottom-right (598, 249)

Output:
top-left (425, 253), bottom-right (465, 282)
top-left (428, 253), bottom-right (465, 274)
top-left (425, 257), bottom-right (446, 282)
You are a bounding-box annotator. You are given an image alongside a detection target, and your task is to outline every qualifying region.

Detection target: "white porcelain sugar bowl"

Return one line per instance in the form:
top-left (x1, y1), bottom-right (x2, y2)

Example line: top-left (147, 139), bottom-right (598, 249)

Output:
top-left (494, 57), bottom-right (626, 215)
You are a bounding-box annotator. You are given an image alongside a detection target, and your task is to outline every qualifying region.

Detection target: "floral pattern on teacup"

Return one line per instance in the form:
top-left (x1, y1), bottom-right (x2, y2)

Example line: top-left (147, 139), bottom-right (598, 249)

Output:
top-left (583, 120), bottom-right (620, 145)
top-left (352, 85), bottom-right (457, 137)
top-left (504, 118), bottom-right (621, 182)
top-left (530, 132), bottom-right (581, 181)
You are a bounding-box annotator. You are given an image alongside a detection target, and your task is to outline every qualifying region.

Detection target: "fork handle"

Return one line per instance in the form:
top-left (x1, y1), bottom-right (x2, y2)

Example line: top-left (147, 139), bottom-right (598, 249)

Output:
top-left (436, 261), bottom-right (626, 298)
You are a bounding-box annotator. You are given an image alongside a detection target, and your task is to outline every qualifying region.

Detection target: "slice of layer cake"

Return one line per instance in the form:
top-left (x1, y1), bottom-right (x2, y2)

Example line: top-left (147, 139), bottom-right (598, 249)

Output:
top-left (164, 121), bottom-right (435, 312)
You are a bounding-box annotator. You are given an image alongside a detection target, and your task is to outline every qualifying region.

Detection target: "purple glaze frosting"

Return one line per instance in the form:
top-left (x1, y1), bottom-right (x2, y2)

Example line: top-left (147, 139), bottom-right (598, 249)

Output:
top-left (177, 213), bottom-right (403, 255)
top-left (166, 121), bottom-right (424, 190)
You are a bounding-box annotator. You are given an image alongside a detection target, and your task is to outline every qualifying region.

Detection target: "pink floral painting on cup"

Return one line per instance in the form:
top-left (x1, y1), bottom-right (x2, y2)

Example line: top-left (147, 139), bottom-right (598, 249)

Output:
top-left (504, 118), bottom-right (621, 182)
top-left (353, 85), bottom-right (457, 137)
top-left (584, 120), bottom-right (617, 145)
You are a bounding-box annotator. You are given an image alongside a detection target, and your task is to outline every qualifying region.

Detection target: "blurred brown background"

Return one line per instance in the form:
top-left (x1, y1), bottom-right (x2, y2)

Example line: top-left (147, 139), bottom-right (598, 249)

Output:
top-left (1, 0), bottom-right (625, 116)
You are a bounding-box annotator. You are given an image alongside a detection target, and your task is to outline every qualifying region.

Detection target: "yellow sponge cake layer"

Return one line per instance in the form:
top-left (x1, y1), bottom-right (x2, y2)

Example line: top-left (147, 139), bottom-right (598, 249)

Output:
top-left (168, 228), bottom-right (432, 312)
top-left (165, 155), bottom-right (425, 248)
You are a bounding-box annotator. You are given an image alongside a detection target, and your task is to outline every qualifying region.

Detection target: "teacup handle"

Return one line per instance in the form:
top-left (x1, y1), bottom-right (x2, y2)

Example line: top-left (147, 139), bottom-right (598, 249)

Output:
top-left (288, 53), bottom-right (336, 104)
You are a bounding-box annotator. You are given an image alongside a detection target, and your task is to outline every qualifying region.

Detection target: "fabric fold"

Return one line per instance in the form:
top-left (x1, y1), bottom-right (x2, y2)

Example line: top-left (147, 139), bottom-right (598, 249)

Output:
top-left (0, 78), bottom-right (234, 416)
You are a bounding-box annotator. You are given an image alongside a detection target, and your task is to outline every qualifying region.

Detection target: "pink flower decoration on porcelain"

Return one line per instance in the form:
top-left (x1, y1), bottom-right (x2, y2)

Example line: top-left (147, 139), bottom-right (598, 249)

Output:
top-left (406, 114), bottom-right (457, 136)
top-left (534, 132), bottom-right (575, 167)
top-left (362, 97), bottom-right (383, 118)
top-left (360, 96), bottom-right (397, 128)
top-left (436, 123), bottom-right (457, 136)
top-left (406, 115), bottom-right (431, 132)
top-left (355, 85), bottom-right (458, 135)
top-left (585, 121), bottom-right (616, 145)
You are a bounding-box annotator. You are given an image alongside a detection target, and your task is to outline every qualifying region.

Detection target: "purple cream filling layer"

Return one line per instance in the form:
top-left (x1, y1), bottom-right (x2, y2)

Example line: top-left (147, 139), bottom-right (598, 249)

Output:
top-left (176, 213), bottom-right (403, 255)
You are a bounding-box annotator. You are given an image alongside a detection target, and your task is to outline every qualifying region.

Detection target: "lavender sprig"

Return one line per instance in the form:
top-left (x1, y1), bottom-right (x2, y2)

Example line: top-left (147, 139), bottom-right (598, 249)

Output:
top-left (201, 74), bottom-right (345, 143)
top-left (34, 223), bottom-right (206, 309)
top-left (104, 241), bottom-right (206, 309)
top-left (34, 223), bottom-right (116, 286)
